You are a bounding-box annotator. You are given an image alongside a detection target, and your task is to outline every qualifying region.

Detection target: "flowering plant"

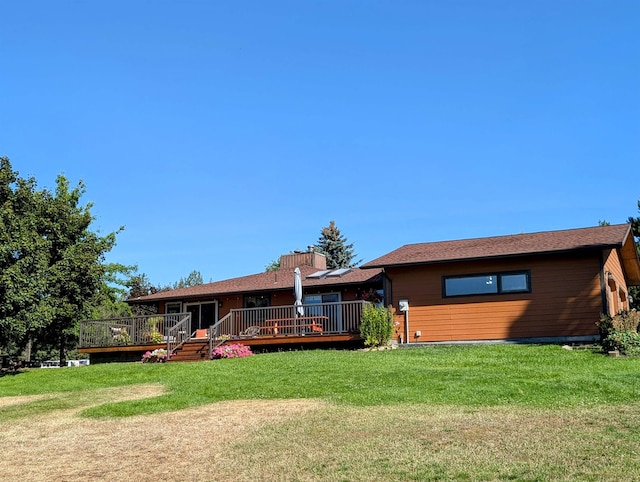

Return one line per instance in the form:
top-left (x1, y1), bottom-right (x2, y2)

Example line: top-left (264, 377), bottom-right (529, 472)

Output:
top-left (394, 320), bottom-right (402, 341)
top-left (211, 343), bottom-right (253, 359)
top-left (141, 348), bottom-right (168, 363)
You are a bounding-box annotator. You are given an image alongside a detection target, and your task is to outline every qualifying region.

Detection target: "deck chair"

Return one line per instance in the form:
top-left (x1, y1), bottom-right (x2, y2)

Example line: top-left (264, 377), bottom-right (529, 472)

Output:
top-left (239, 326), bottom-right (261, 338)
top-left (194, 329), bottom-right (208, 339)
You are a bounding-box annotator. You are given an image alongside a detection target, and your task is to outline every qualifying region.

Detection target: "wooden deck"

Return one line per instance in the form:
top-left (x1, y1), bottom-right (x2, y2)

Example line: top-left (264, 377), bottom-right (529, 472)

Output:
top-left (78, 301), bottom-right (370, 363)
top-left (79, 333), bottom-right (364, 363)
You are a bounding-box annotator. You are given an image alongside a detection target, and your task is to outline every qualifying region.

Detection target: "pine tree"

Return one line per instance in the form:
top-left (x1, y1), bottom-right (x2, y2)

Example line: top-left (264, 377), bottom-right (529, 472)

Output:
top-left (315, 220), bottom-right (361, 269)
top-left (173, 270), bottom-right (204, 289)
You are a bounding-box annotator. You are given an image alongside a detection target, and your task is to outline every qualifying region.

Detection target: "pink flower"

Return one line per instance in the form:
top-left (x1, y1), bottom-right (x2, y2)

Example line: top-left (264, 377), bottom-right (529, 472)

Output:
top-left (141, 348), bottom-right (168, 363)
top-left (211, 343), bottom-right (253, 359)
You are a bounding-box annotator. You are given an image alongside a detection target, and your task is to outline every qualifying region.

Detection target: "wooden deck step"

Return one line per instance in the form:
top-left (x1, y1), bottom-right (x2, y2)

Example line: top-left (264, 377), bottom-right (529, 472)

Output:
top-left (169, 340), bottom-right (210, 362)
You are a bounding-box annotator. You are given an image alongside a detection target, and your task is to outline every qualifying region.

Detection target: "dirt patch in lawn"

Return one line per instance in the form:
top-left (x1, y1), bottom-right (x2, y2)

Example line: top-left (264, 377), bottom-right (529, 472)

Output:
top-left (0, 385), bottom-right (326, 481)
top-left (5, 386), bottom-right (639, 481)
top-left (0, 393), bottom-right (55, 408)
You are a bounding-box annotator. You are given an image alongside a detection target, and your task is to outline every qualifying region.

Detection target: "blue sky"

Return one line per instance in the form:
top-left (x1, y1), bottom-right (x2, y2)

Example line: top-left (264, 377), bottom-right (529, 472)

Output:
top-left (1, 1), bottom-right (638, 286)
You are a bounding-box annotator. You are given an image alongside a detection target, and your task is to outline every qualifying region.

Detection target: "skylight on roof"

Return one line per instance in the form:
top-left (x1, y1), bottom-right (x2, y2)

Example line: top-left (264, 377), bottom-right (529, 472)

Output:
top-left (326, 268), bottom-right (352, 277)
top-left (307, 270), bottom-right (331, 279)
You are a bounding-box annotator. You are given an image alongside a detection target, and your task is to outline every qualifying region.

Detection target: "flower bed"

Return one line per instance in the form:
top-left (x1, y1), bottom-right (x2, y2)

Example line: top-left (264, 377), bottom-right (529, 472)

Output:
top-left (141, 348), bottom-right (168, 363)
top-left (211, 343), bottom-right (252, 359)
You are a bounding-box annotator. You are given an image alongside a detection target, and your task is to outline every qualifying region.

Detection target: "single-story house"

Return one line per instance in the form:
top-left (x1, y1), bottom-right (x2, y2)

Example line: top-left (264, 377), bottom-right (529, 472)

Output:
top-left (79, 223), bottom-right (640, 362)
top-left (79, 250), bottom-right (384, 361)
top-left (362, 223), bottom-right (640, 343)
top-left (127, 249), bottom-right (384, 333)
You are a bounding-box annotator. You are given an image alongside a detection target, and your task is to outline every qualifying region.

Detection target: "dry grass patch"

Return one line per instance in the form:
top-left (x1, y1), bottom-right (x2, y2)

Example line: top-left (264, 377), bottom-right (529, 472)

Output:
top-left (0, 384), bottom-right (326, 482)
top-left (0, 393), bottom-right (55, 409)
top-left (215, 403), bottom-right (640, 481)
top-left (2, 385), bottom-right (640, 481)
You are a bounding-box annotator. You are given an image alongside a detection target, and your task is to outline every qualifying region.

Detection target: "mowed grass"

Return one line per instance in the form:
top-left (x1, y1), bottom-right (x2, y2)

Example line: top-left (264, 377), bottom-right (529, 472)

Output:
top-left (2, 344), bottom-right (640, 481)
top-left (2, 344), bottom-right (639, 416)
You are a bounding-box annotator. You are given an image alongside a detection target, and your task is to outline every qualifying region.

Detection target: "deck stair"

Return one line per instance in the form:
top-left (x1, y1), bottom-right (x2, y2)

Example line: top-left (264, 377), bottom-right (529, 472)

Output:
top-left (168, 340), bottom-right (211, 362)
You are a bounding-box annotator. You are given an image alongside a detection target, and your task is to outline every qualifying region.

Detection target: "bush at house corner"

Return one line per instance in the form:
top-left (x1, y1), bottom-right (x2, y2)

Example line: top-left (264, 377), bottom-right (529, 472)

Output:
top-left (360, 304), bottom-right (394, 348)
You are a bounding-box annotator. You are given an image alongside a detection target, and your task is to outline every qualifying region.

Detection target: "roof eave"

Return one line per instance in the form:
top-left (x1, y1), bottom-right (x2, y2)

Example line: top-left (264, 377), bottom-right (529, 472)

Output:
top-left (126, 271), bottom-right (383, 304)
top-left (619, 227), bottom-right (640, 285)
top-left (362, 245), bottom-right (622, 270)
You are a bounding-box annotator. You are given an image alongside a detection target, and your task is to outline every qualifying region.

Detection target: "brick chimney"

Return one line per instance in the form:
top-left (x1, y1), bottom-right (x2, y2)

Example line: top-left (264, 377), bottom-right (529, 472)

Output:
top-left (279, 247), bottom-right (327, 270)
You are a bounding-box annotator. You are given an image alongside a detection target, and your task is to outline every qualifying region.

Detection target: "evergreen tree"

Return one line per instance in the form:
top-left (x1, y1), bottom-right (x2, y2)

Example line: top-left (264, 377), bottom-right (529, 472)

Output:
top-left (315, 220), bottom-right (361, 269)
top-left (126, 273), bottom-right (158, 298)
top-left (265, 259), bottom-right (280, 272)
top-left (173, 270), bottom-right (204, 289)
top-left (628, 201), bottom-right (640, 309)
top-left (628, 200), bottom-right (640, 240)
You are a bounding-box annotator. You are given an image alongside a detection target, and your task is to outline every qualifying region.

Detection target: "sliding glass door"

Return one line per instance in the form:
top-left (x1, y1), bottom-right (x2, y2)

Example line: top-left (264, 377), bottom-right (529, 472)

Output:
top-left (184, 302), bottom-right (218, 333)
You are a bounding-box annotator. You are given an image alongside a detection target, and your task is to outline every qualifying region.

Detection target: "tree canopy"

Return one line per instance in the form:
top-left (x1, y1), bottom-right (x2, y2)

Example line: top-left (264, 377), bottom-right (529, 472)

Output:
top-left (265, 259), bottom-right (280, 272)
top-left (0, 157), bottom-right (120, 363)
top-left (315, 220), bottom-right (361, 269)
top-left (172, 270), bottom-right (205, 289)
top-left (628, 200), bottom-right (640, 309)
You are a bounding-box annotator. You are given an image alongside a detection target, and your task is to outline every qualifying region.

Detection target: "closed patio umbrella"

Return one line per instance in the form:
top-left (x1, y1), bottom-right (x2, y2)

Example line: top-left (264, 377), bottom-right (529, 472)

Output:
top-left (294, 267), bottom-right (304, 317)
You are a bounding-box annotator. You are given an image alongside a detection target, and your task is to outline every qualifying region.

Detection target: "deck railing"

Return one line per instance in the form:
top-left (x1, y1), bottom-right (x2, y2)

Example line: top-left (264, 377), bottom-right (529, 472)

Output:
top-left (210, 300), bottom-right (371, 340)
top-left (79, 301), bottom-right (370, 349)
top-left (166, 314), bottom-right (192, 358)
top-left (79, 313), bottom-right (191, 348)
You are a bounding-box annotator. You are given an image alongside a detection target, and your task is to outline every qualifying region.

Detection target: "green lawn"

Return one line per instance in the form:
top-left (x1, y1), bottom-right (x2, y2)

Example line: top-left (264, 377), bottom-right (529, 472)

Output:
top-left (1, 344), bottom-right (639, 417)
top-left (3, 344), bottom-right (640, 481)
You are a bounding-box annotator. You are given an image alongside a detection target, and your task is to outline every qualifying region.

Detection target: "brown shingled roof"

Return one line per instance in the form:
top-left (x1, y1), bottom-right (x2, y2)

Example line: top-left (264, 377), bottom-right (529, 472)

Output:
top-left (362, 224), bottom-right (635, 268)
top-left (128, 266), bottom-right (382, 303)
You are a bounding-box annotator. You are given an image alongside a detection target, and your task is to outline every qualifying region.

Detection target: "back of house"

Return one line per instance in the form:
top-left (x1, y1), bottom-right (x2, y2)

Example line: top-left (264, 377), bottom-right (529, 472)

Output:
top-left (363, 224), bottom-right (640, 343)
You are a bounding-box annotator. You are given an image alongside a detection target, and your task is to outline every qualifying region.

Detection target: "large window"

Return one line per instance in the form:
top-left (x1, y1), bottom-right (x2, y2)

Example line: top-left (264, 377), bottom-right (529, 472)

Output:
top-left (304, 293), bottom-right (343, 331)
top-left (303, 293), bottom-right (340, 305)
top-left (443, 271), bottom-right (530, 297)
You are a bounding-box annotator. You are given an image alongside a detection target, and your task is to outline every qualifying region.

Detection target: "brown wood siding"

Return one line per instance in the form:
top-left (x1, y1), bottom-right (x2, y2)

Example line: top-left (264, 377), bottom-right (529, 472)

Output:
top-left (280, 252), bottom-right (327, 270)
top-left (604, 249), bottom-right (625, 285)
top-left (603, 248), bottom-right (629, 314)
top-left (388, 253), bottom-right (602, 342)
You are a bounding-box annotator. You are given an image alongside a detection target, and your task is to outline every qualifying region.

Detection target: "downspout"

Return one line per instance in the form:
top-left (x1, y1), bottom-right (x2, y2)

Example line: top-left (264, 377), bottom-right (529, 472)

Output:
top-left (404, 308), bottom-right (409, 345)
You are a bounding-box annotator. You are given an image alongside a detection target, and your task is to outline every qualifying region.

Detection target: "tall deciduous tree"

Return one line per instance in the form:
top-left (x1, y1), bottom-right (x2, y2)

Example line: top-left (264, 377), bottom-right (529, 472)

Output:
top-left (0, 159), bottom-right (48, 351)
top-left (315, 220), bottom-right (361, 269)
top-left (0, 157), bottom-right (120, 364)
top-left (90, 262), bottom-right (136, 320)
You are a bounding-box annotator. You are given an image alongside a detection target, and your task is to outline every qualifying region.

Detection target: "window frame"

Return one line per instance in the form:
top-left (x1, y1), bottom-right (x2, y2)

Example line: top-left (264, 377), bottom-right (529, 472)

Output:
top-left (243, 294), bottom-right (271, 309)
top-left (165, 302), bottom-right (182, 314)
top-left (442, 270), bottom-right (531, 298)
top-left (184, 301), bottom-right (219, 331)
